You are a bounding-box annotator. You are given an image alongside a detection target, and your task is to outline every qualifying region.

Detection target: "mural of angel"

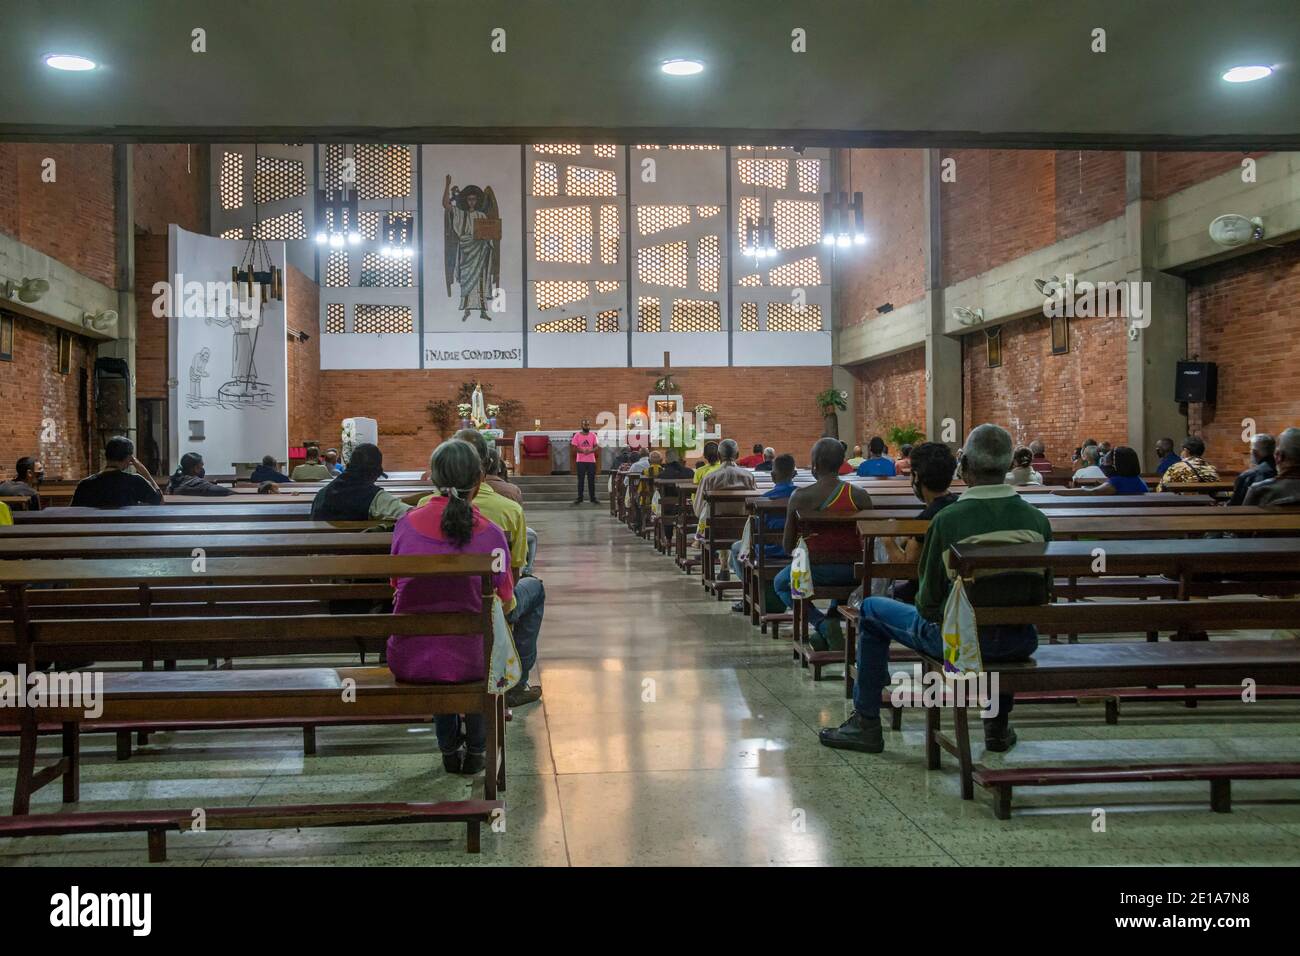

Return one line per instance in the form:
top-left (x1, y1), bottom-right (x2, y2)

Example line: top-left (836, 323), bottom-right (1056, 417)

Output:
top-left (443, 174), bottom-right (501, 321)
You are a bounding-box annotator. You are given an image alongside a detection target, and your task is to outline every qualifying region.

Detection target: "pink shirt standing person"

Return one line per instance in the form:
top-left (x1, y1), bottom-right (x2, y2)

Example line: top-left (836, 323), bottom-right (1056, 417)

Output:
top-left (571, 418), bottom-right (601, 504)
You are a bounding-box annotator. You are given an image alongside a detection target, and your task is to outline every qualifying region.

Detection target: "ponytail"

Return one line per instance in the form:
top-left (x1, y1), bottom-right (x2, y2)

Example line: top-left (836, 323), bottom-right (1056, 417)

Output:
top-left (440, 487), bottom-right (475, 547)
top-left (428, 439), bottom-right (484, 549)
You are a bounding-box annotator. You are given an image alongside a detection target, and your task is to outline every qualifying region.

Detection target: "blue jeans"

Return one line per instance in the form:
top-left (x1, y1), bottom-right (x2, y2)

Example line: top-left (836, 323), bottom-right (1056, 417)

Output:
top-left (774, 562), bottom-right (856, 628)
top-left (435, 714), bottom-right (485, 755)
top-left (524, 527), bottom-right (537, 575)
top-left (852, 596), bottom-right (1038, 719)
top-left (507, 575), bottom-right (545, 685)
top-left (729, 540), bottom-right (745, 581)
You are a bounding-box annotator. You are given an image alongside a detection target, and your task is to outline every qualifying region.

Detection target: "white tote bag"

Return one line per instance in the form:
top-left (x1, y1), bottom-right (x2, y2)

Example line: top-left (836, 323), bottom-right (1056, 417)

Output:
top-left (487, 595), bottom-right (522, 695)
top-left (789, 537), bottom-right (815, 599)
top-left (940, 577), bottom-right (983, 676)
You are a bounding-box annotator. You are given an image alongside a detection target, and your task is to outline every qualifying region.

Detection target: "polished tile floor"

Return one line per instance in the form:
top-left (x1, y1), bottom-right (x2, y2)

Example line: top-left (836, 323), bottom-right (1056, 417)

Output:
top-left (4, 506), bottom-right (1300, 866)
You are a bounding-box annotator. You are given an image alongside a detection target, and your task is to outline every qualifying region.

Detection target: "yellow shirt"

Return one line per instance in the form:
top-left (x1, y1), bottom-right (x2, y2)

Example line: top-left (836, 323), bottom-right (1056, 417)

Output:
top-left (0, 501), bottom-right (11, 526)
top-left (418, 482), bottom-right (527, 571)
top-left (693, 461), bottom-right (723, 484)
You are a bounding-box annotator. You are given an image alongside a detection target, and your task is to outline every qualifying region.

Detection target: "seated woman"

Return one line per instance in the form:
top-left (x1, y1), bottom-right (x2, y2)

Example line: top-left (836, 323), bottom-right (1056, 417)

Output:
top-left (1004, 447), bottom-right (1044, 485)
top-left (387, 440), bottom-right (515, 776)
top-left (1080, 445), bottom-right (1148, 495)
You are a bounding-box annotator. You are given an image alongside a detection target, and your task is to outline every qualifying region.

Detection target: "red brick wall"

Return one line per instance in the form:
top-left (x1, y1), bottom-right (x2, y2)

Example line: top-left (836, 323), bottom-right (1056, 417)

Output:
top-left (835, 149), bottom-right (927, 328)
top-left (851, 347), bottom-right (926, 448)
top-left (962, 312), bottom-right (1128, 465)
top-left (133, 144), bottom-right (209, 237)
top-left (1186, 240), bottom-right (1300, 469)
top-left (0, 143), bottom-right (118, 286)
top-left (1054, 150), bottom-right (1127, 242)
top-left (1150, 152), bottom-right (1259, 201)
top-left (135, 231), bottom-right (170, 400)
top-left (316, 366), bottom-right (833, 471)
top-left (0, 310), bottom-right (97, 481)
top-left (286, 267), bottom-right (321, 445)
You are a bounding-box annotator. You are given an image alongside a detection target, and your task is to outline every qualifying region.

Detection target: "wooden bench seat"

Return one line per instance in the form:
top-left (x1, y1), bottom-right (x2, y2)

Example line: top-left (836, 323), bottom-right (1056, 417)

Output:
top-left (972, 762), bottom-right (1300, 820)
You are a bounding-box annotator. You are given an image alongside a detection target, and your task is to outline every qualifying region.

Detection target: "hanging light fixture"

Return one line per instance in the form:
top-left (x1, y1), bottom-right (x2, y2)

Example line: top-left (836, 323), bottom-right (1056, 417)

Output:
top-left (380, 211), bottom-right (416, 259)
top-left (315, 146), bottom-right (361, 247)
top-left (233, 145), bottom-right (283, 305)
top-left (823, 154), bottom-right (866, 251)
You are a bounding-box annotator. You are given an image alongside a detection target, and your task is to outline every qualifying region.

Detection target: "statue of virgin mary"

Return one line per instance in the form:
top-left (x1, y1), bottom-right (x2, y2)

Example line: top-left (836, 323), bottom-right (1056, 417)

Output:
top-left (470, 382), bottom-right (487, 427)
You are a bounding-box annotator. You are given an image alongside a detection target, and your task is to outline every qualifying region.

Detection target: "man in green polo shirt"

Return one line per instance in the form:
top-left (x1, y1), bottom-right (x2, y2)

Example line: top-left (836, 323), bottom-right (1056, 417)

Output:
top-left (820, 423), bottom-right (1052, 756)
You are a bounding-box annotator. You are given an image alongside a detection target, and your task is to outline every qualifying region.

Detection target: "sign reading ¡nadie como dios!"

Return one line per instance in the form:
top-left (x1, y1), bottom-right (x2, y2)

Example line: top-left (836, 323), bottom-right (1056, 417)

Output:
top-left (424, 348), bottom-right (522, 363)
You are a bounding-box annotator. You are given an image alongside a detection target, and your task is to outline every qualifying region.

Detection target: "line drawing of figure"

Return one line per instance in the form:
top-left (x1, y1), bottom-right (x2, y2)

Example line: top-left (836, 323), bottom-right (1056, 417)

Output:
top-left (200, 308), bottom-right (273, 408)
top-left (188, 347), bottom-right (211, 403)
top-left (443, 174), bottom-right (501, 322)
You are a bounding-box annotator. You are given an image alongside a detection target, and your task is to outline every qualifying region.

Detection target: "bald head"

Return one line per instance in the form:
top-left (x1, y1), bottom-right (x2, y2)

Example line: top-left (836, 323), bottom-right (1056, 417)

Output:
top-left (810, 437), bottom-right (845, 475)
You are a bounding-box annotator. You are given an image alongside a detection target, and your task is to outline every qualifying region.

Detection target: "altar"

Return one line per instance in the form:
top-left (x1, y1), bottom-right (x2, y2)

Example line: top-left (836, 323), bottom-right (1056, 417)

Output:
top-left (513, 431), bottom-right (620, 473)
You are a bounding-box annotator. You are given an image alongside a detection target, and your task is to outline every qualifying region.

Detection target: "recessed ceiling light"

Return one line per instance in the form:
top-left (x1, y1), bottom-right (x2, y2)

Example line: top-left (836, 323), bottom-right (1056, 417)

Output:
top-left (1222, 65), bottom-right (1273, 83)
top-left (661, 58), bottom-right (704, 76)
top-left (44, 53), bottom-right (97, 72)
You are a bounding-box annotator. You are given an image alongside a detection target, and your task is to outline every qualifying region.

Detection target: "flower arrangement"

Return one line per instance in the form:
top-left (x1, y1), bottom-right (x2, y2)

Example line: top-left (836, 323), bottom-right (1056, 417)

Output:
top-left (456, 403), bottom-right (472, 418)
top-left (694, 403), bottom-right (714, 422)
top-left (340, 419), bottom-right (358, 465)
top-left (487, 404), bottom-right (500, 418)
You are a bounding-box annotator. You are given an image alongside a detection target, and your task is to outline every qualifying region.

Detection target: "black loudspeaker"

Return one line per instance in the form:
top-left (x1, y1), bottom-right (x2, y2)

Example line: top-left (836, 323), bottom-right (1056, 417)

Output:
top-left (1175, 361), bottom-right (1217, 404)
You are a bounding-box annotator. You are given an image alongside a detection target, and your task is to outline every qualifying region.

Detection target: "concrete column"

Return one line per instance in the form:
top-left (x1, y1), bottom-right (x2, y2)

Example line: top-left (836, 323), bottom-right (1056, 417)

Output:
top-left (923, 148), bottom-right (962, 447)
top-left (97, 144), bottom-right (137, 455)
top-left (1124, 152), bottom-right (1188, 467)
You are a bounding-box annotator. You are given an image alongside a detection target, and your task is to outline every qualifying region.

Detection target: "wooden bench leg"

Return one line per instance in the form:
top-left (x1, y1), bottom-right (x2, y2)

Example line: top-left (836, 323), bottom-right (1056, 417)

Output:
top-left (953, 703), bottom-right (974, 800)
top-left (137, 731), bottom-right (150, 745)
top-left (1105, 698), bottom-right (1119, 725)
top-left (467, 820), bottom-right (481, 853)
top-left (925, 703), bottom-right (941, 770)
top-left (147, 829), bottom-right (167, 863)
top-left (888, 701), bottom-right (903, 731)
top-left (12, 712), bottom-right (38, 815)
top-left (992, 784), bottom-right (1013, 820)
top-left (61, 721), bottom-right (80, 804)
top-left (484, 700), bottom-right (499, 801)
top-left (116, 730), bottom-right (132, 761)
top-left (496, 696), bottom-right (507, 793)
top-left (302, 726), bottom-right (317, 756)
top-left (1210, 778), bottom-right (1232, 813)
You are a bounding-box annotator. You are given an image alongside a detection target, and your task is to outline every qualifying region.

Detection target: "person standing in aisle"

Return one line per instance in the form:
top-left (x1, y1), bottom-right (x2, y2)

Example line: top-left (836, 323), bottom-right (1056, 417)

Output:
top-left (571, 419), bottom-right (600, 504)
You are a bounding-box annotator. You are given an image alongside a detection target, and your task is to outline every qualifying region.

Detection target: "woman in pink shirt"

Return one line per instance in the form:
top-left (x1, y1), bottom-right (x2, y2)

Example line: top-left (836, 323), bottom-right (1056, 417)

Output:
top-left (389, 439), bottom-right (514, 775)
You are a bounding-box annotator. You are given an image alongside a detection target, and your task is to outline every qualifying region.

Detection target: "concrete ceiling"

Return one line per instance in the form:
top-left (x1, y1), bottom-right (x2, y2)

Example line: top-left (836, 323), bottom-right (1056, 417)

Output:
top-left (4, 0), bottom-right (1298, 148)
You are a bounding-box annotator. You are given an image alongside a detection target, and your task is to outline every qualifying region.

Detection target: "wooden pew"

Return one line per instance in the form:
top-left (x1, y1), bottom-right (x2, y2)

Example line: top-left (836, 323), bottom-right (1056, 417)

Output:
top-left (0, 532), bottom-right (393, 561)
top-left (0, 520), bottom-right (379, 538)
top-left (15, 504), bottom-right (316, 523)
top-left (0, 554), bottom-right (506, 857)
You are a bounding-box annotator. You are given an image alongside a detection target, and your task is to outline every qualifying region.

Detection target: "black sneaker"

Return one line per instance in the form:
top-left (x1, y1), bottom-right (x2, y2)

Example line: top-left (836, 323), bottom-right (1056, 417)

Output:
top-left (983, 724), bottom-right (1018, 753)
top-left (460, 751), bottom-right (486, 775)
top-left (572, 499), bottom-right (583, 505)
top-left (818, 712), bottom-right (885, 753)
top-left (590, 498), bottom-right (601, 504)
top-left (441, 751), bottom-right (463, 773)
top-left (505, 683), bottom-right (543, 707)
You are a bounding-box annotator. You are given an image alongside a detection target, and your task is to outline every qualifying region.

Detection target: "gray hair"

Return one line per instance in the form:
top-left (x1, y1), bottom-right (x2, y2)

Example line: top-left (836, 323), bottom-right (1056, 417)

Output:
top-left (1278, 427), bottom-right (1300, 464)
top-left (763, 446), bottom-right (775, 459)
top-left (1029, 439), bottom-right (1045, 456)
top-left (719, 438), bottom-right (739, 461)
top-left (963, 423), bottom-right (1013, 480)
top-left (1254, 432), bottom-right (1277, 459)
top-left (1082, 444), bottom-right (1100, 465)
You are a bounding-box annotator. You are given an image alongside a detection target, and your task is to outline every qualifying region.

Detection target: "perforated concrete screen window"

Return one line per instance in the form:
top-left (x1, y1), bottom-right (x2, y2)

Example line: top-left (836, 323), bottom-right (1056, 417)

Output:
top-left (534, 314), bottom-right (587, 333)
top-left (254, 154), bottom-right (306, 205)
top-left (535, 206), bottom-right (594, 263)
top-left (596, 309), bottom-right (621, 332)
top-left (768, 256), bottom-right (822, 286)
top-left (638, 296), bottom-right (661, 332)
top-left (796, 160), bottom-right (821, 194)
top-left (593, 145), bottom-right (617, 159)
top-left (670, 298), bottom-right (722, 332)
top-left (773, 199), bottom-right (821, 250)
top-left (766, 302), bottom-right (823, 331)
top-left (219, 151), bottom-right (243, 210)
top-left (534, 144), bottom-right (582, 155)
top-left (637, 205), bottom-right (691, 236)
top-left (637, 240), bottom-right (689, 288)
top-left (740, 301), bottom-right (759, 331)
top-left (325, 251), bottom-right (350, 288)
top-left (355, 145), bottom-right (412, 199)
top-left (595, 280), bottom-right (621, 293)
top-left (697, 205), bottom-right (721, 219)
top-left (737, 158), bottom-right (788, 190)
top-left (325, 303), bottom-right (346, 334)
top-left (736, 195), bottom-right (760, 241)
top-left (566, 165), bottom-right (618, 197)
top-left (737, 273), bottom-right (762, 287)
top-left (253, 209), bottom-right (307, 241)
top-left (535, 280), bottom-right (590, 311)
top-left (360, 252), bottom-right (415, 288)
top-left (354, 304), bottom-right (414, 334)
top-left (600, 205), bottom-right (621, 265)
top-left (698, 235), bottom-right (721, 293)
top-left (220, 227), bottom-right (244, 240)
top-left (532, 161), bottom-right (560, 197)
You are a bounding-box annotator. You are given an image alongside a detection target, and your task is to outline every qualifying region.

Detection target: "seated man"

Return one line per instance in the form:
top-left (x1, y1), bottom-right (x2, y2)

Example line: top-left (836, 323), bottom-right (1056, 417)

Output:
top-left (693, 441), bottom-right (722, 484)
top-left (846, 445), bottom-right (865, 469)
top-left (822, 424), bottom-right (1050, 755)
top-left (418, 429), bottom-right (545, 707)
top-left (0, 456), bottom-right (43, 511)
top-left (71, 436), bottom-right (164, 508)
top-left (737, 443), bottom-right (766, 469)
top-left (882, 442), bottom-right (960, 604)
top-left (1229, 433), bottom-right (1277, 506)
top-left (856, 437), bottom-right (897, 477)
top-left (291, 447), bottom-right (333, 481)
top-left (729, 453), bottom-right (796, 612)
top-left (168, 452), bottom-right (233, 496)
top-left (1153, 437), bottom-right (1181, 477)
top-left (324, 448), bottom-right (344, 475)
top-left (1156, 435), bottom-right (1219, 492)
top-left (1072, 443), bottom-right (1107, 482)
top-left (249, 454), bottom-right (291, 483)
top-left (1244, 427), bottom-right (1300, 507)
top-left (1028, 439), bottom-right (1053, 476)
top-left (776, 438), bottom-right (874, 650)
top-left (753, 447), bottom-right (776, 472)
top-left (695, 439), bottom-right (757, 551)
top-left (309, 443), bottom-right (410, 521)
